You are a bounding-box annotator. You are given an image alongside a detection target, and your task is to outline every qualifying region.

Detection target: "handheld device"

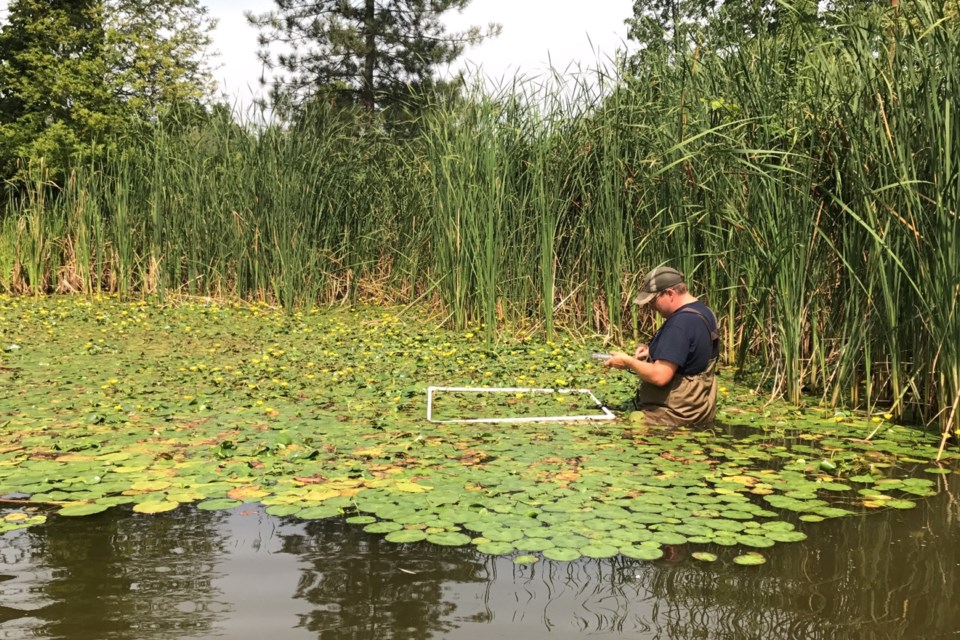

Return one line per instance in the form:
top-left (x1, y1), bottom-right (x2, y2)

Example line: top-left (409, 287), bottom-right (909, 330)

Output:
top-left (591, 353), bottom-right (610, 361)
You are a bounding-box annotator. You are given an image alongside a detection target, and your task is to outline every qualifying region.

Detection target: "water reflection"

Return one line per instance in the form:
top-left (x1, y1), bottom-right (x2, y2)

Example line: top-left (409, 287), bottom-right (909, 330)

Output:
top-left (281, 520), bottom-right (488, 639)
top-left (0, 506), bottom-right (228, 640)
top-left (0, 472), bottom-right (957, 639)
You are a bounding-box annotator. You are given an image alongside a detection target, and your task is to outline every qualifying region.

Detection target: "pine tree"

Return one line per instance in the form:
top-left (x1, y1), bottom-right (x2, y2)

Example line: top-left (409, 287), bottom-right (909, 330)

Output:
top-left (248, 0), bottom-right (499, 111)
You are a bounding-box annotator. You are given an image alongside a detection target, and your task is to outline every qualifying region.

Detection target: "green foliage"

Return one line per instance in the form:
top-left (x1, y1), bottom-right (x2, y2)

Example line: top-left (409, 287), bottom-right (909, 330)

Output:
top-left (247, 0), bottom-right (500, 112)
top-left (0, 0), bottom-right (217, 183)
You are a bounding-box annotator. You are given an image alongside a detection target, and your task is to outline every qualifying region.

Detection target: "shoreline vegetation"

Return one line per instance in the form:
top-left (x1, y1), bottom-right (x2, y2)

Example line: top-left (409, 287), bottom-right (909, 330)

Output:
top-left (1, 1), bottom-right (958, 437)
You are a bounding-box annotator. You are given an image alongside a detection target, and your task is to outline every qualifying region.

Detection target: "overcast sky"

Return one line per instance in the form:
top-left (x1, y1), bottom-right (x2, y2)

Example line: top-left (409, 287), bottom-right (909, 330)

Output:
top-left (0, 1), bottom-right (636, 109)
top-left (206, 0), bottom-right (634, 109)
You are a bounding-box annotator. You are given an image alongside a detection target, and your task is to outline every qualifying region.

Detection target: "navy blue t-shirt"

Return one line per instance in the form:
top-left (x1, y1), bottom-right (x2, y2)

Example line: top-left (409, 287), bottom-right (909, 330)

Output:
top-left (647, 301), bottom-right (718, 375)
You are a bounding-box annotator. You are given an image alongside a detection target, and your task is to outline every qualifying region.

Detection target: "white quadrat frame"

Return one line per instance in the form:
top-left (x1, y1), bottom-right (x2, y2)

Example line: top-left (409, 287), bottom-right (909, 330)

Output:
top-left (426, 386), bottom-right (616, 424)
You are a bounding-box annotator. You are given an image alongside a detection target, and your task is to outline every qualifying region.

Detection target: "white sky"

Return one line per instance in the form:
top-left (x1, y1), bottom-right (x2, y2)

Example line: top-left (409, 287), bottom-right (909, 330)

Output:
top-left (205, 0), bottom-right (634, 109)
top-left (0, 1), bottom-right (636, 109)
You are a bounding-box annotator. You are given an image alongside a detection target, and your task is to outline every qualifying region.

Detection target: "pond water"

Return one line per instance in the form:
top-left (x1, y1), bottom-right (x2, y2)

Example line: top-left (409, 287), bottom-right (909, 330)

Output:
top-left (1, 470), bottom-right (957, 640)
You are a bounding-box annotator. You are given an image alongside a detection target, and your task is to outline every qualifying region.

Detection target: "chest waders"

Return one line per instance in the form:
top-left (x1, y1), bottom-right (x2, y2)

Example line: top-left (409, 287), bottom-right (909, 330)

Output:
top-left (635, 308), bottom-right (720, 427)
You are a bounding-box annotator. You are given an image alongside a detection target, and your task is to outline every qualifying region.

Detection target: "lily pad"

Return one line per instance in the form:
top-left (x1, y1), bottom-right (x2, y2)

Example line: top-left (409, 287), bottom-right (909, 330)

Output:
top-left (385, 529), bottom-right (427, 544)
top-left (513, 555), bottom-right (539, 565)
top-left (476, 541), bottom-right (515, 555)
top-left (363, 521), bottom-right (404, 534)
top-left (133, 500), bottom-right (179, 514)
top-left (886, 499), bottom-right (917, 509)
top-left (732, 552), bottom-right (767, 566)
top-left (619, 545), bottom-right (664, 560)
top-left (58, 503), bottom-right (111, 517)
top-left (298, 505), bottom-right (341, 520)
top-left (542, 547), bottom-right (582, 562)
top-left (691, 552), bottom-right (718, 562)
top-left (426, 532), bottom-right (472, 546)
top-left (580, 543), bottom-right (619, 559)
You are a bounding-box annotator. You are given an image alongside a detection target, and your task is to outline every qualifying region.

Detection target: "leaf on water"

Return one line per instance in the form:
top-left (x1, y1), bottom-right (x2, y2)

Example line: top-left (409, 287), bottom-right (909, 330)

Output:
top-left (58, 503), bottom-right (111, 517)
top-left (392, 482), bottom-right (432, 493)
top-left (733, 552), bottom-right (767, 566)
top-left (475, 542), bottom-right (515, 555)
top-left (363, 521), bottom-right (404, 534)
top-left (425, 532), bottom-right (472, 546)
top-left (886, 499), bottom-right (917, 509)
top-left (132, 500), bottom-right (179, 514)
top-left (384, 530), bottom-right (427, 544)
top-left (226, 486), bottom-right (270, 501)
top-left (542, 547), bottom-right (582, 562)
top-left (619, 545), bottom-right (664, 560)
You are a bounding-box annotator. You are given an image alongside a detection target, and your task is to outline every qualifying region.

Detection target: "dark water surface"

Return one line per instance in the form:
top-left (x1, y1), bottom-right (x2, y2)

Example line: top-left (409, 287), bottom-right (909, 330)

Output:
top-left (1, 472), bottom-right (958, 640)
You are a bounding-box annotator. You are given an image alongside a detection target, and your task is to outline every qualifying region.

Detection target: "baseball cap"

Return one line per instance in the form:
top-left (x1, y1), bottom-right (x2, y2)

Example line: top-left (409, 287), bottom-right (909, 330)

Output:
top-left (633, 267), bottom-right (685, 305)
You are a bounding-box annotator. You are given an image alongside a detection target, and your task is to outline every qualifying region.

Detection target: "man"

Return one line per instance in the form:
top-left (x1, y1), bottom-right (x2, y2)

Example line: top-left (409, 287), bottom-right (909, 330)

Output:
top-left (602, 266), bottom-right (720, 426)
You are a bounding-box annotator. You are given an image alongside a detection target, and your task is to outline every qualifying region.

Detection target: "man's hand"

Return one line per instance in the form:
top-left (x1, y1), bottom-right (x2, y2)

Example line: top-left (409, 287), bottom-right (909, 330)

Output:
top-left (634, 344), bottom-right (649, 360)
top-left (603, 351), bottom-right (633, 370)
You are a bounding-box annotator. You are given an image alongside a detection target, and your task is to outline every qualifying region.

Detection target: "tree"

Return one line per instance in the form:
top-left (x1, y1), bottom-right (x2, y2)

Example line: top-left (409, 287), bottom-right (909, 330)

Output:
top-left (0, 0), bottom-right (116, 179)
top-left (0, 0), bottom-right (217, 183)
top-left (625, 0), bottom-right (818, 62)
top-left (247, 0), bottom-right (500, 112)
top-left (104, 0), bottom-right (219, 116)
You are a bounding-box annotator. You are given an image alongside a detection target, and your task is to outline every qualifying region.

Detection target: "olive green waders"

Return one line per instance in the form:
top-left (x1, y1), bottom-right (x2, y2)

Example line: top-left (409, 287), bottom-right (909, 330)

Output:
top-left (634, 358), bottom-right (718, 427)
top-left (634, 306), bottom-right (720, 427)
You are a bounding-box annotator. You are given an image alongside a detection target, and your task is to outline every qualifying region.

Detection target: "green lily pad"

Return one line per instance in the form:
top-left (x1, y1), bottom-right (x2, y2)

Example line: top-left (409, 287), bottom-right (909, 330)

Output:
top-left (426, 532), bottom-right (472, 546)
top-left (133, 500), bottom-right (179, 514)
top-left (482, 528), bottom-right (524, 542)
top-left (265, 504), bottom-right (303, 517)
top-left (579, 543), bottom-right (619, 559)
top-left (886, 499), bottom-right (917, 509)
top-left (385, 529), bottom-right (427, 544)
top-left (514, 538), bottom-right (555, 552)
top-left (298, 505), bottom-right (341, 519)
top-left (363, 521), bottom-right (404, 534)
top-left (619, 545), bottom-right (664, 560)
top-left (345, 515), bottom-right (378, 525)
top-left (765, 530), bottom-right (807, 543)
top-left (691, 552), bottom-right (717, 562)
top-left (513, 555), bottom-right (539, 565)
top-left (476, 541), bottom-right (515, 555)
top-left (542, 547), bottom-right (582, 562)
top-left (736, 534), bottom-right (775, 548)
top-left (732, 552), bottom-right (767, 566)
top-left (58, 503), bottom-right (110, 517)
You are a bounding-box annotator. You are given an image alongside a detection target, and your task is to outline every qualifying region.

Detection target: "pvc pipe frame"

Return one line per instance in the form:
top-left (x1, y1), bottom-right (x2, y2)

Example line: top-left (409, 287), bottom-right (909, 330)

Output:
top-left (426, 386), bottom-right (616, 424)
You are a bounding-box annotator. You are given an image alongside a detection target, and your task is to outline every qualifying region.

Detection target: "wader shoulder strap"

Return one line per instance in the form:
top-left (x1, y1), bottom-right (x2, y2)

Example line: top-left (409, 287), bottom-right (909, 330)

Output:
top-left (677, 307), bottom-right (720, 360)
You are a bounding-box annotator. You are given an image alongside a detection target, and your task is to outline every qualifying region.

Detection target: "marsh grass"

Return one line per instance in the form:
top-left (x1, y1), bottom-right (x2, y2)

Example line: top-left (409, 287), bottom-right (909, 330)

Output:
top-left (0, 0), bottom-right (956, 435)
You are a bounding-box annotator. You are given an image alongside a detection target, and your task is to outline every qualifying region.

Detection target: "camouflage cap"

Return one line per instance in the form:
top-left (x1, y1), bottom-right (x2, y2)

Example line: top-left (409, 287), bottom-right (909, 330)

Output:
top-left (633, 267), bottom-right (685, 305)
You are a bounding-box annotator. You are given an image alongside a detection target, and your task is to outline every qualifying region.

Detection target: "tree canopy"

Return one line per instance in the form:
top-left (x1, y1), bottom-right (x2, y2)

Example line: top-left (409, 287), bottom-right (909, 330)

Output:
top-left (0, 0), bottom-right (217, 182)
top-left (247, 0), bottom-right (500, 112)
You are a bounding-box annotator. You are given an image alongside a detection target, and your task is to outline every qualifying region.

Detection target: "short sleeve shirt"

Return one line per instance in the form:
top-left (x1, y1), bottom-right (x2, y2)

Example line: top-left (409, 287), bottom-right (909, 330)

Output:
top-left (647, 301), bottom-right (718, 375)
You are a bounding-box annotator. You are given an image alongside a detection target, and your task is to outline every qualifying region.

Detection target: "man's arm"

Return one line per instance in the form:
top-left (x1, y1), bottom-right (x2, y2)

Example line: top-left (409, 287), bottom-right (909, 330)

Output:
top-left (603, 353), bottom-right (678, 386)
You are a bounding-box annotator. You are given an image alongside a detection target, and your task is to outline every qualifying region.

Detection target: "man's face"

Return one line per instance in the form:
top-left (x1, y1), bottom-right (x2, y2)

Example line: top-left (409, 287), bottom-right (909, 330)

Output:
top-left (652, 288), bottom-right (676, 317)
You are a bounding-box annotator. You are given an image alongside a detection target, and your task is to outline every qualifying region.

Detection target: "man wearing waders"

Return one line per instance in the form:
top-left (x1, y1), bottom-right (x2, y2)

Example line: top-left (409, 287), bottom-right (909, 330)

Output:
top-left (602, 267), bottom-right (720, 427)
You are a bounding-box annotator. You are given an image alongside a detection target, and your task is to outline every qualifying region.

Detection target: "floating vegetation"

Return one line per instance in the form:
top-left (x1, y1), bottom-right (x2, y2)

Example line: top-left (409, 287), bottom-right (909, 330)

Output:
top-left (0, 297), bottom-right (956, 565)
